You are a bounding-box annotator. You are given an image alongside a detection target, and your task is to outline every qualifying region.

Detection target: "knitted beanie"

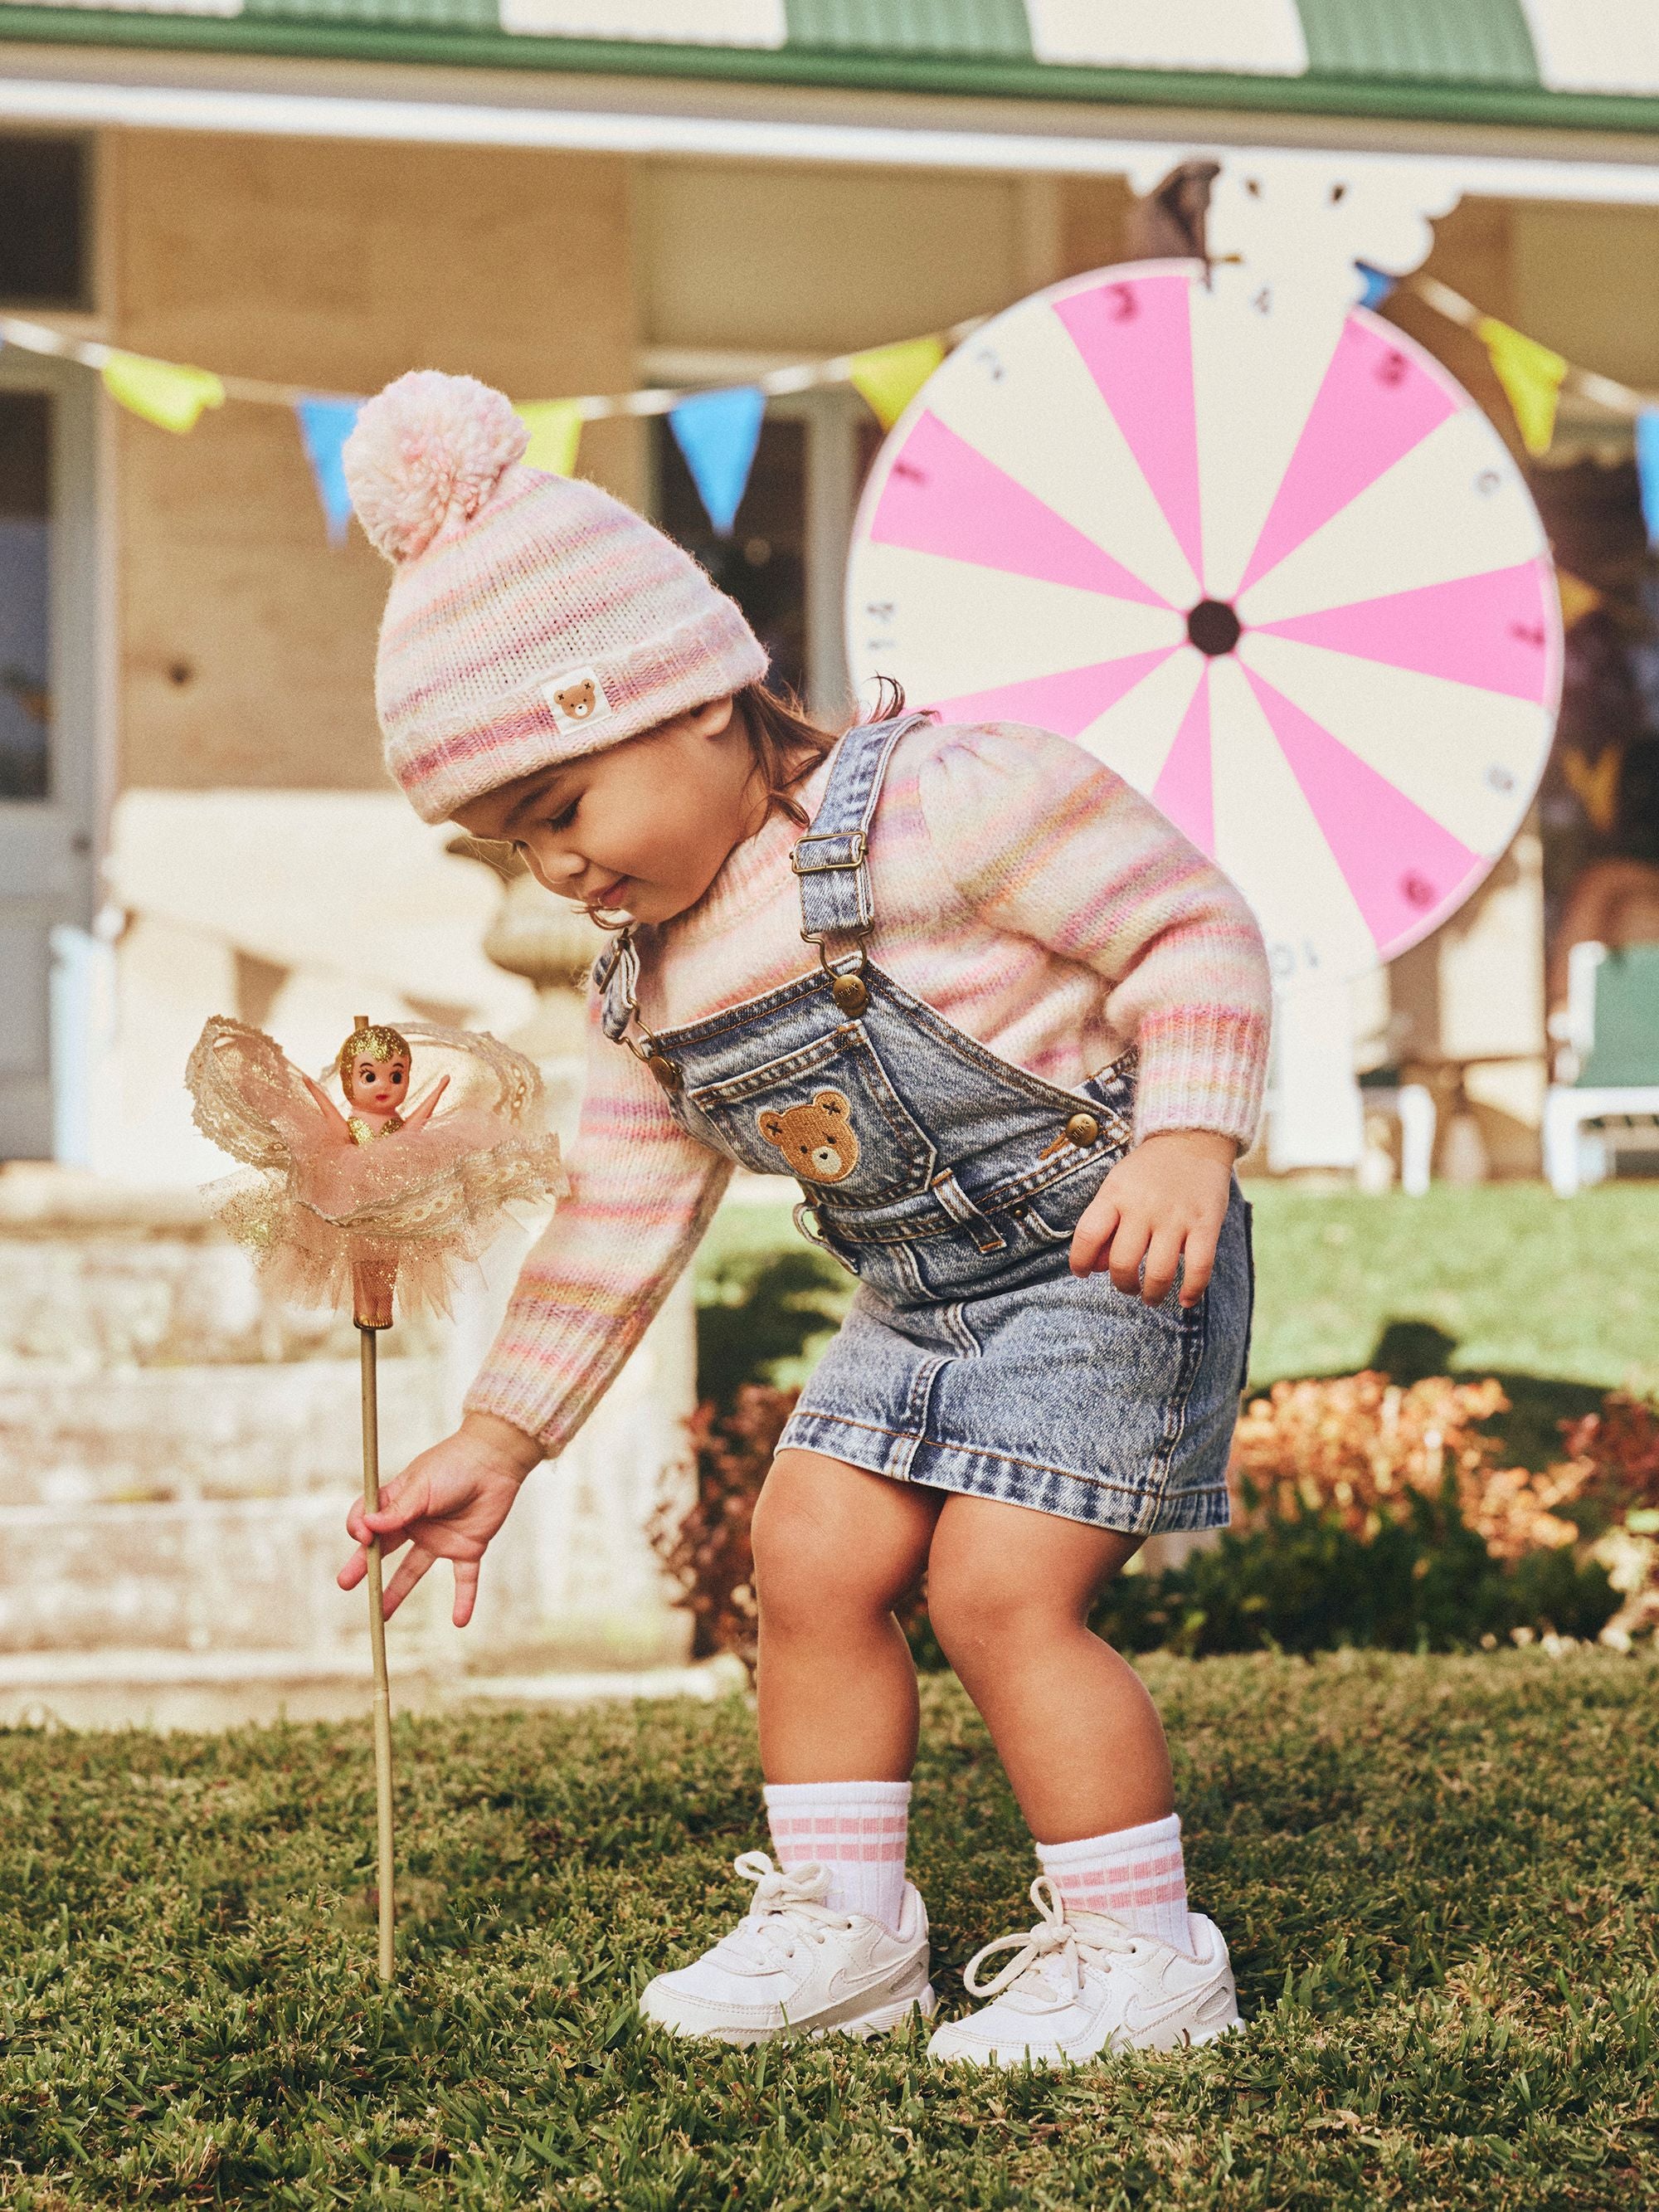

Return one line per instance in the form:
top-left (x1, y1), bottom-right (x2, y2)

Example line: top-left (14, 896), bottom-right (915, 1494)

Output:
top-left (343, 370), bottom-right (768, 823)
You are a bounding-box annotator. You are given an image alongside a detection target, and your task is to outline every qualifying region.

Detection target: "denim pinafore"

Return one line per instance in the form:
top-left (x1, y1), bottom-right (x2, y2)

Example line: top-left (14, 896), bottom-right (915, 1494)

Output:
top-left (595, 715), bottom-right (1253, 1535)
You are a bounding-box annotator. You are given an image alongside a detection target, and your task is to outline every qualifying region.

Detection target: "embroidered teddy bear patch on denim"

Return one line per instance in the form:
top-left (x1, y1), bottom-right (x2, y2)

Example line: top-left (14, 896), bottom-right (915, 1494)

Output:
top-left (757, 1089), bottom-right (859, 1182)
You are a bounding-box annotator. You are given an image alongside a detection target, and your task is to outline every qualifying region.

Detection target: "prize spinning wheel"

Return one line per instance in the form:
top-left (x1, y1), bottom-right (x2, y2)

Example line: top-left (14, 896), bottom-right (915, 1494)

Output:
top-left (844, 260), bottom-right (1562, 990)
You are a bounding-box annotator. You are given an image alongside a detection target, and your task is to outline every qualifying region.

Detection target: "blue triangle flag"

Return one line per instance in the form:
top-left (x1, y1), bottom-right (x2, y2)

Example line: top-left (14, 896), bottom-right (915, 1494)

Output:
top-left (295, 397), bottom-right (362, 546)
top-left (669, 386), bottom-right (765, 537)
top-left (1354, 261), bottom-right (1396, 311)
top-left (1637, 411), bottom-right (1659, 548)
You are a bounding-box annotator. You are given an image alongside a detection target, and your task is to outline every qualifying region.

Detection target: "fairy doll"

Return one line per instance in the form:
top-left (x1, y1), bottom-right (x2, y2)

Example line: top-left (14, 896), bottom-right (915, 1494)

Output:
top-left (187, 1013), bottom-right (566, 1328)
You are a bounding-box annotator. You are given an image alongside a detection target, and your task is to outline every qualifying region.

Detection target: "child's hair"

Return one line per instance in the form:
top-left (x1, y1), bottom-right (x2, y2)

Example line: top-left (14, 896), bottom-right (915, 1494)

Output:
top-left (338, 1016), bottom-right (411, 1084)
top-left (739, 675), bottom-right (908, 828)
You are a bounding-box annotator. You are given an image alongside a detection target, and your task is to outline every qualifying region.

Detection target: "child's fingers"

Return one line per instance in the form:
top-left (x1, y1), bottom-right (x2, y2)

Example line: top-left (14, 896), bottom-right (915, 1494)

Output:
top-left (1178, 1220), bottom-right (1221, 1306)
top-left (346, 1498), bottom-right (407, 1548)
top-left (451, 1558), bottom-right (481, 1630)
top-left (1069, 1196), bottom-right (1121, 1278)
top-left (338, 1542), bottom-right (368, 1592)
top-left (1107, 1213), bottom-right (1152, 1296)
top-left (362, 1504), bottom-right (418, 1544)
top-left (1139, 1224), bottom-right (1186, 1307)
top-left (351, 1478), bottom-right (423, 1542)
top-left (381, 1543), bottom-right (435, 1620)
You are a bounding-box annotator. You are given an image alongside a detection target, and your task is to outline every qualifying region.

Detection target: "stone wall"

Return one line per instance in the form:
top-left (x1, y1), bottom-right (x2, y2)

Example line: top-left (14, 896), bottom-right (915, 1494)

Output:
top-left (0, 1168), bottom-right (697, 1720)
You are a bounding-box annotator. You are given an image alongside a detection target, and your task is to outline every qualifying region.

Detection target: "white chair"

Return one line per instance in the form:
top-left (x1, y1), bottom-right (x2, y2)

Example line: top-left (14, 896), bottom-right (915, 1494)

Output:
top-left (1543, 941), bottom-right (1659, 1195)
top-left (1362, 1082), bottom-right (1438, 1196)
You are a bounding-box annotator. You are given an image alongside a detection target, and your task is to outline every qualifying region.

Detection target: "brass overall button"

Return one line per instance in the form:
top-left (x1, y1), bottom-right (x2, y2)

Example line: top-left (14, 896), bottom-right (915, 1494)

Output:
top-left (646, 1053), bottom-right (682, 1093)
top-left (831, 973), bottom-right (868, 1016)
top-left (1064, 1110), bottom-right (1101, 1147)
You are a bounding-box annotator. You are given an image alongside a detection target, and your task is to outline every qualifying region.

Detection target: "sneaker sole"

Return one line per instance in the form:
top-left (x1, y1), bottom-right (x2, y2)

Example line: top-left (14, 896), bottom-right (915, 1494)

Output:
top-left (644, 1984), bottom-right (937, 2048)
top-left (928, 2006), bottom-right (1243, 2068)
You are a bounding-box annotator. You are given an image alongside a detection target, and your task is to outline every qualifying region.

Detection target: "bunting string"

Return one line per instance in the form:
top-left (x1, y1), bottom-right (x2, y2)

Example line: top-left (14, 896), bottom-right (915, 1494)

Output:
top-left (0, 309), bottom-right (980, 423)
top-left (3, 274), bottom-right (1657, 546)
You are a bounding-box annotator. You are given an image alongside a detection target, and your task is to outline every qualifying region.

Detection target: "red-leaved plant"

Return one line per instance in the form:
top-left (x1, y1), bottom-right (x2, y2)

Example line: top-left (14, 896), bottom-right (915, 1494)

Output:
top-left (654, 1376), bottom-right (1659, 1668)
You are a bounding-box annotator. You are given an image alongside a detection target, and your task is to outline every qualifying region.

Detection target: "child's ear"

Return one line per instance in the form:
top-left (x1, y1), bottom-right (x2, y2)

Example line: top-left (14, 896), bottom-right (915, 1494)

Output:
top-left (688, 695), bottom-right (736, 741)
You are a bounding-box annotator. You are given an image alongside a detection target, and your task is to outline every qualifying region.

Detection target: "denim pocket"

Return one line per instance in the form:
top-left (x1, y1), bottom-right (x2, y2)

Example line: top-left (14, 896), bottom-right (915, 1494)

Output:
top-left (1019, 1144), bottom-right (1125, 1243)
top-left (684, 1023), bottom-right (937, 1204)
top-left (1237, 1193), bottom-right (1257, 1395)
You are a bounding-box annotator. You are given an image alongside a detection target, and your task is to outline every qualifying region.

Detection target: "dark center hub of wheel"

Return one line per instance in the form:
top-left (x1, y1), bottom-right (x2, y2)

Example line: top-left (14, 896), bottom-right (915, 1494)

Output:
top-left (1186, 599), bottom-right (1242, 657)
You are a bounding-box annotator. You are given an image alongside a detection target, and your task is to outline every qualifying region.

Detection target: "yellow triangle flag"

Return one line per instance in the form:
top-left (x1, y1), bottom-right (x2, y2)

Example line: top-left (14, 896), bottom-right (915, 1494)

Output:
top-left (849, 337), bottom-right (945, 431)
top-left (102, 352), bottom-right (226, 434)
top-left (516, 400), bottom-right (582, 477)
top-left (1556, 569), bottom-right (1603, 631)
top-left (1476, 317), bottom-right (1566, 457)
top-left (1561, 743), bottom-right (1620, 834)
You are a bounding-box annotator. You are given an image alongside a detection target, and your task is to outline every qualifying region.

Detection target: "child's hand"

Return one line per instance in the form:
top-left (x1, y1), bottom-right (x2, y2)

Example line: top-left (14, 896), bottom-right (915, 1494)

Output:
top-left (338, 1412), bottom-right (542, 1626)
top-left (1069, 1130), bottom-right (1238, 1308)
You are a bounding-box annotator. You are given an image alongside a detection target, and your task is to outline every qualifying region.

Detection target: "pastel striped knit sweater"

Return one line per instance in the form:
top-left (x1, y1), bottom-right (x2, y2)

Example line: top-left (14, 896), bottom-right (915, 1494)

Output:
top-left (466, 719), bottom-right (1271, 1452)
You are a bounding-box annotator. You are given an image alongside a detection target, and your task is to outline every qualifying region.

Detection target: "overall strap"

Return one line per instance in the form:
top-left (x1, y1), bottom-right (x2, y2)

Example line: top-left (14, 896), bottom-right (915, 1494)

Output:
top-left (593, 931), bottom-right (639, 1044)
top-left (792, 712), bottom-right (930, 945)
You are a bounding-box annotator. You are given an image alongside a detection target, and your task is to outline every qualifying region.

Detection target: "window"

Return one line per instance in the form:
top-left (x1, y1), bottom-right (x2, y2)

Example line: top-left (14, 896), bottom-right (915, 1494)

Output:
top-left (0, 391), bottom-right (51, 801)
top-left (653, 391), bottom-right (885, 714)
top-left (0, 134), bottom-right (89, 309)
top-left (656, 414), bottom-right (810, 697)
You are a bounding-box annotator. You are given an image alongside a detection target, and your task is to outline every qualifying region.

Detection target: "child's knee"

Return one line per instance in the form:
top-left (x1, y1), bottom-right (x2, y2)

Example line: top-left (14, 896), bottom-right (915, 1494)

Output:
top-left (751, 1481), bottom-right (874, 1635)
top-left (927, 1559), bottom-right (1068, 1674)
top-left (752, 1477), bottom-right (849, 1636)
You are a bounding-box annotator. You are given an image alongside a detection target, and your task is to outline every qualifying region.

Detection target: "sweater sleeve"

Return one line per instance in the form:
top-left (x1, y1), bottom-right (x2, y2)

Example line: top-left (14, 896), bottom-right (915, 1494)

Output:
top-left (917, 721), bottom-right (1272, 1145)
top-left (463, 991), bottom-right (732, 1453)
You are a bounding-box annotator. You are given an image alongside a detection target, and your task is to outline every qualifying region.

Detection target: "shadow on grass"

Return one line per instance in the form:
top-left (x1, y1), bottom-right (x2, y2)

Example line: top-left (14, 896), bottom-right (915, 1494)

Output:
top-left (1253, 1316), bottom-right (1609, 1473)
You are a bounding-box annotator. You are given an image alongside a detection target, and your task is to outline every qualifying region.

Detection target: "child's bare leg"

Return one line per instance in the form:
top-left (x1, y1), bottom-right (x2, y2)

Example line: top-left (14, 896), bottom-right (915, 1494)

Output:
top-left (925, 1494), bottom-right (1171, 1842)
top-left (752, 1449), bottom-right (942, 1781)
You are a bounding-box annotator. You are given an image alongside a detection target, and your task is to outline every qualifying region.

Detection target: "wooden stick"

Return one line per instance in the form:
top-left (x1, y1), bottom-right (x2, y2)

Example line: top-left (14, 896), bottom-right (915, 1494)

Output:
top-left (358, 1320), bottom-right (397, 1984)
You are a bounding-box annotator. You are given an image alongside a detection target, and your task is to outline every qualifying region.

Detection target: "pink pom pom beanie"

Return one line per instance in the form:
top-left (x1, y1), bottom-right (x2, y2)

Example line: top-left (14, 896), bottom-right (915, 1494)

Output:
top-left (343, 369), bottom-right (768, 823)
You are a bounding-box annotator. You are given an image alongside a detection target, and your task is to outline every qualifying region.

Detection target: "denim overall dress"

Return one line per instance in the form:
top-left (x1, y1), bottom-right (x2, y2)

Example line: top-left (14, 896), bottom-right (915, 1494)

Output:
top-left (595, 714), bottom-right (1254, 1536)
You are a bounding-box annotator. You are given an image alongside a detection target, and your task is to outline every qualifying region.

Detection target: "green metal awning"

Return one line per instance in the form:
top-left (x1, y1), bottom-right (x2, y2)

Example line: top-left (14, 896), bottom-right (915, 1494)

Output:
top-left (2, 0), bottom-right (1658, 134)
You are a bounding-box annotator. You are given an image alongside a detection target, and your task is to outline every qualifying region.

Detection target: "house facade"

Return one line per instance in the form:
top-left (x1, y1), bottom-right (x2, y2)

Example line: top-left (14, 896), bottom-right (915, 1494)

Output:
top-left (1, 2), bottom-right (1657, 1701)
top-left (2, 4), bottom-right (1658, 1185)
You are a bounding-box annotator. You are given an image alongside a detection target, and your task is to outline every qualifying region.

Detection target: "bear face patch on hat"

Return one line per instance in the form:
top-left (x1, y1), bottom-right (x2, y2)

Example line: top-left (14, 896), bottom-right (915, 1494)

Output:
top-left (541, 666), bottom-right (612, 738)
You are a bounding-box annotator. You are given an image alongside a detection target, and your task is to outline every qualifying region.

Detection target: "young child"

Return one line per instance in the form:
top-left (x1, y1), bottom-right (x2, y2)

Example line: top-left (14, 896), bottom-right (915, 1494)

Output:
top-left (337, 370), bottom-right (1270, 2065)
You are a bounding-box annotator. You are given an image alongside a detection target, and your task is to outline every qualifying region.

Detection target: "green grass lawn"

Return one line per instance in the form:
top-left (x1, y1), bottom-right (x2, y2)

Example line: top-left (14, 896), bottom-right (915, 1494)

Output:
top-left (2, 1654), bottom-right (1655, 2208)
top-left (1243, 1184), bottom-right (1659, 1401)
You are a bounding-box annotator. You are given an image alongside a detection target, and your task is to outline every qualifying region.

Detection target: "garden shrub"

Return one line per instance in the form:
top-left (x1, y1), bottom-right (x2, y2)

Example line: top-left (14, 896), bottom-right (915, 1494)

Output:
top-left (654, 1372), bottom-right (1643, 1670)
top-left (647, 1386), bottom-right (791, 1667)
top-left (694, 1247), bottom-right (848, 1411)
top-left (1230, 1370), bottom-right (1593, 1557)
top-left (1090, 1496), bottom-right (1618, 1659)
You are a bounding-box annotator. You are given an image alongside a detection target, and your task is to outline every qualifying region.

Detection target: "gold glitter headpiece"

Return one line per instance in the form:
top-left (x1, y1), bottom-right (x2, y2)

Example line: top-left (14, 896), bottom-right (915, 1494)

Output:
top-left (337, 1016), bottom-right (411, 1084)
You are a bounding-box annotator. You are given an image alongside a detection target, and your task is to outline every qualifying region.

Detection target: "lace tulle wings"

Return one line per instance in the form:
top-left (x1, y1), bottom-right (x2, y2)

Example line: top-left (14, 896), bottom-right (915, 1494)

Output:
top-left (185, 1015), bottom-right (567, 1320)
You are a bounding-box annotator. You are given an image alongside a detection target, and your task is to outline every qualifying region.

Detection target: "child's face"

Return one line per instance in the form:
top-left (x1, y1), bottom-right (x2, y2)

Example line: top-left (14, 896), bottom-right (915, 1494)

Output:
top-left (451, 697), bottom-right (763, 928)
top-left (346, 1054), bottom-right (410, 1113)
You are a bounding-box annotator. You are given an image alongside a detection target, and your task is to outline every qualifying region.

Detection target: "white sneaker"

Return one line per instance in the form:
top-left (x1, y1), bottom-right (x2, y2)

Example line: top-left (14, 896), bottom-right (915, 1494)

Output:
top-left (927, 1875), bottom-right (1242, 2068)
top-left (640, 1850), bottom-right (937, 2045)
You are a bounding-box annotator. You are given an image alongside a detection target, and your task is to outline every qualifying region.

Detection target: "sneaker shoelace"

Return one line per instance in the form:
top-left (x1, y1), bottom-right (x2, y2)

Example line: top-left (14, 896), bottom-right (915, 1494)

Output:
top-left (714, 1850), bottom-right (858, 1973)
top-left (962, 1875), bottom-right (1137, 2008)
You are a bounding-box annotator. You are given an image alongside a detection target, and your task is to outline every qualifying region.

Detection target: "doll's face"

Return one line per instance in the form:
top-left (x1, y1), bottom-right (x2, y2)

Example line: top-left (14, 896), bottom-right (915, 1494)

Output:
top-left (450, 696), bottom-right (766, 928)
top-left (345, 1053), bottom-right (410, 1113)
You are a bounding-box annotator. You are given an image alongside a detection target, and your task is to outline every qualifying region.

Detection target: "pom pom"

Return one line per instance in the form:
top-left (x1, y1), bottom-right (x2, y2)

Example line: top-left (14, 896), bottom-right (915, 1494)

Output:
top-left (343, 370), bottom-right (529, 563)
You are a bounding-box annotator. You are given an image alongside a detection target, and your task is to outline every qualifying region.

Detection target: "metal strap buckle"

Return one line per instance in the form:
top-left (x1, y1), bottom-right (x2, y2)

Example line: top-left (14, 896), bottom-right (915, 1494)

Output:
top-left (789, 829), bottom-right (868, 876)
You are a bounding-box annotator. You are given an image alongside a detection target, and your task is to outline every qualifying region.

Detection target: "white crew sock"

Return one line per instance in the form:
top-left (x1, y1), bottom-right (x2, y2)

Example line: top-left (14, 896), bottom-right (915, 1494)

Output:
top-left (1035, 1811), bottom-right (1195, 1956)
top-left (763, 1780), bottom-right (912, 1936)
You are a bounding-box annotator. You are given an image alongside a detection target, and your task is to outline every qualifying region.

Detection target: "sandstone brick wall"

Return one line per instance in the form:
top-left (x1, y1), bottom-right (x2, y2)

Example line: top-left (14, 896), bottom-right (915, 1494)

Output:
top-left (109, 130), bottom-right (644, 793)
